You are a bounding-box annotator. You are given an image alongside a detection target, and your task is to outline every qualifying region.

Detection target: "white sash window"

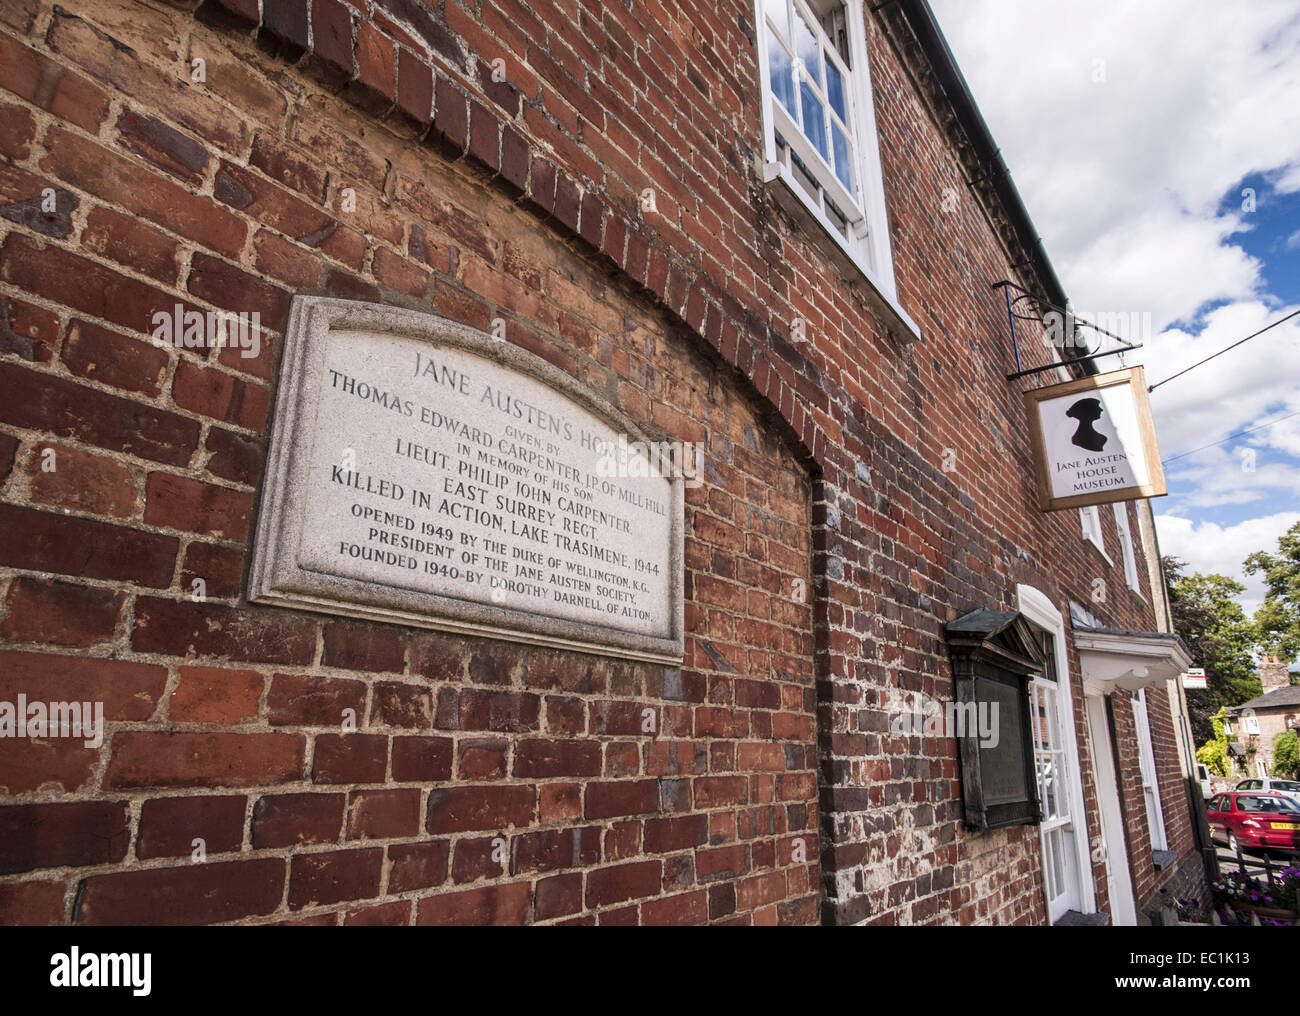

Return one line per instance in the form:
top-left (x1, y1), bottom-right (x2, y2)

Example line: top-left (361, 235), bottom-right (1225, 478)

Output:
top-left (756, 0), bottom-right (901, 306)
top-left (1132, 689), bottom-right (1168, 851)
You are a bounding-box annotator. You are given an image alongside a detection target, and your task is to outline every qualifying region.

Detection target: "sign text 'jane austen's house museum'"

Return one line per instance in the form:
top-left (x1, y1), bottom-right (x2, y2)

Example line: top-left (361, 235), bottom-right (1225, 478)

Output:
top-left (0, 0), bottom-right (1206, 925)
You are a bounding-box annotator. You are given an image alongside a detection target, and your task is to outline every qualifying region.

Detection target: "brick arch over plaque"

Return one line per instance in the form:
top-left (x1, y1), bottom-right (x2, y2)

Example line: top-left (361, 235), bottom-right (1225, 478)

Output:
top-left (190, 0), bottom-right (836, 475)
top-left (182, 0), bottom-right (856, 922)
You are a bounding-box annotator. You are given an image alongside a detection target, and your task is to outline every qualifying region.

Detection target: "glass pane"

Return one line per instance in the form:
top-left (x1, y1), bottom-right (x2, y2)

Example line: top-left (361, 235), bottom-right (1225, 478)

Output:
top-left (768, 32), bottom-right (795, 115)
top-left (792, 7), bottom-right (819, 79)
top-left (825, 57), bottom-right (847, 121)
top-left (831, 125), bottom-right (852, 190)
top-left (789, 149), bottom-right (820, 201)
top-left (799, 77), bottom-right (828, 160)
top-left (1032, 686), bottom-right (1049, 750)
top-left (1050, 828), bottom-right (1066, 894)
top-left (825, 195), bottom-right (849, 239)
top-left (763, 0), bottom-right (789, 40)
top-left (1036, 753), bottom-right (1049, 815)
top-left (1054, 750), bottom-right (1071, 820)
top-left (1043, 831), bottom-right (1057, 900)
top-left (1041, 753), bottom-right (1058, 817)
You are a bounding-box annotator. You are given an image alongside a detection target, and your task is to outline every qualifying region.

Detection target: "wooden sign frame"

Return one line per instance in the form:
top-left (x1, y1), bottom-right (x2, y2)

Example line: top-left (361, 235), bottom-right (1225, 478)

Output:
top-left (1023, 365), bottom-right (1167, 512)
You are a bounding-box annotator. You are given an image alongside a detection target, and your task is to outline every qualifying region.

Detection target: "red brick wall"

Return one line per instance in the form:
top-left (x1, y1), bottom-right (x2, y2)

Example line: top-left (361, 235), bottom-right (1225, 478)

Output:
top-left (0, 0), bottom-right (1195, 925)
top-left (1146, 683), bottom-right (1199, 885)
top-left (0, 0), bottom-right (820, 925)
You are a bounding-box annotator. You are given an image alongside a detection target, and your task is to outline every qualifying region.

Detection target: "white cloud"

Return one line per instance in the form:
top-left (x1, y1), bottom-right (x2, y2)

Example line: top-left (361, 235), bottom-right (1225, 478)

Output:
top-left (1276, 165), bottom-right (1300, 194)
top-left (931, 0), bottom-right (1300, 619)
top-left (1163, 444), bottom-right (1300, 509)
top-left (930, 1), bottom-right (1300, 325)
top-left (1140, 299), bottom-right (1300, 461)
top-left (1154, 511), bottom-right (1300, 615)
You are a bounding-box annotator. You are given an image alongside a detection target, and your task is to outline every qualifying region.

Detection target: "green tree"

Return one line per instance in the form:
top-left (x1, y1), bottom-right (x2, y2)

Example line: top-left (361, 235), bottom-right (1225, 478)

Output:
top-left (1165, 557), bottom-right (1261, 746)
top-left (1197, 707), bottom-right (1231, 777)
top-left (1272, 729), bottom-right (1300, 779)
top-left (1246, 520), bottom-right (1300, 662)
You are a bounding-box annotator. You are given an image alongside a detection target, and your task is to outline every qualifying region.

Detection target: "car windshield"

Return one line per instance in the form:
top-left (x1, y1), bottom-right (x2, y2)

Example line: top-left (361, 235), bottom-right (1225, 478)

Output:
top-left (1237, 795), bottom-right (1300, 813)
top-left (1271, 781), bottom-right (1300, 793)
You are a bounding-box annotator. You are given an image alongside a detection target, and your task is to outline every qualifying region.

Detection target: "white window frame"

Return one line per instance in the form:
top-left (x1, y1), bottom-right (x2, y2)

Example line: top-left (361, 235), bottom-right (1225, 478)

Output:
top-left (1112, 502), bottom-right (1142, 595)
top-left (1243, 713), bottom-right (1260, 735)
top-left (1017, 584), bottom-right (1096, 922)
top-left (1031, 671), bottom-right (1079, 921)
top-left (1131, 689), bottom-right (1168, 852)
top-left (754, 0), bottom-right (917, 337)
top-left (1079, 505), bottom-right (1110, 562)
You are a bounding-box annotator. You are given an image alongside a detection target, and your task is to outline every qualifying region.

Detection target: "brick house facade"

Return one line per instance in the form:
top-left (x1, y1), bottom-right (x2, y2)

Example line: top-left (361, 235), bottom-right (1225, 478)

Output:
top-left (1226, 655), bottom-right (1300, 778)
top-left (0, 0), bottom-right (1203, 924)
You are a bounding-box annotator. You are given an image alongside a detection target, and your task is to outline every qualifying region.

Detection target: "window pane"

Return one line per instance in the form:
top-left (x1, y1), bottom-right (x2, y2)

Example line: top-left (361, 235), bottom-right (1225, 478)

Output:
top-left (1044, 831), bottom-right (1057, 900)
top-left (768, 32), bottom-right (795, 115)
top-left (1050, 828), bottom-right (1066, 894)
top-left (1032, 686), bottom-right (1049, 750)
top-left (831, 125), bottom-right (852, 190)
top-left (1041, 754), bottom-right (1058, 817)
top-left (825, 57), bottom-right (848, 122)
top-left (824, 195), bottom-right (849, 238)
top-left (792, 7), bottom-right (819, 79)
top-left (799, 77), bottom-right (828, 160)
top-left (763, 0), bottom-right (790, 40)
top-left (789, 148), bottom-right (820, 201)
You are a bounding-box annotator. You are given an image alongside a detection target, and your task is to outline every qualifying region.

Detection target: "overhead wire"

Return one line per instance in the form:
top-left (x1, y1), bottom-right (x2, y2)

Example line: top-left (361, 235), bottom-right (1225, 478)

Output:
top-left (1162, 409), bottom-right (1300, 464)
top-left (1147, 308), bottom-right (1300, 392)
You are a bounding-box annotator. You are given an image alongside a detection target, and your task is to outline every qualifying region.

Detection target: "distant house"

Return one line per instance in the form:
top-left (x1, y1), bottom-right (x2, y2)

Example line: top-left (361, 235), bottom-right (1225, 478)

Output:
top-left (1226, 656), bottom-right (1300, 777)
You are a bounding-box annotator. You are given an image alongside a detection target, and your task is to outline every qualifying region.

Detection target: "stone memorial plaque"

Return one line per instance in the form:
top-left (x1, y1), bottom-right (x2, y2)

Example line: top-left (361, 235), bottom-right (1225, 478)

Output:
top-left (250, 297), bottom-right (684, 662)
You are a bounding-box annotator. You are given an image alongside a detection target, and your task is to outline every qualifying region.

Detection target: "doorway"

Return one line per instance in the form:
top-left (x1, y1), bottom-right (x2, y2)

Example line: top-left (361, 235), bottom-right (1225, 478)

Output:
top-left (1085, 694), bottom-right (1137, 925)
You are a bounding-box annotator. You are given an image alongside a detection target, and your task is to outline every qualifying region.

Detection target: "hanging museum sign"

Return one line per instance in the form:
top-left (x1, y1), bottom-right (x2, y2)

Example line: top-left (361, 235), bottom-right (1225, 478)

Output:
top-left (249, 297), bottom-right (685, 663)
top-left (1023, 365), bottom-right (1167, 512)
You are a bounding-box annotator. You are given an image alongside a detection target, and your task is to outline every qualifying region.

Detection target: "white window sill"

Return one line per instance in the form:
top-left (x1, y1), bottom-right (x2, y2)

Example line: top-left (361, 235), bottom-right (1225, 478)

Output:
top-left (762, 160), bottom-right (922, 346)
top-left (1084, 534), bottom-right (1112, 565)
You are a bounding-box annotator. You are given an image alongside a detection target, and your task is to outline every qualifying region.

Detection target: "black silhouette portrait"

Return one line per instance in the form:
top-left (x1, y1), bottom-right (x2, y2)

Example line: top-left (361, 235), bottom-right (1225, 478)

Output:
top-left (1065, 397), bottom-right (1107, 452)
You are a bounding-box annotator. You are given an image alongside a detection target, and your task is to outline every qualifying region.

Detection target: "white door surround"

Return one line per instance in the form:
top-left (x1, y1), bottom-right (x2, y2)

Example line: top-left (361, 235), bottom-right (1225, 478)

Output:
top-left (1085, 693), bottom-right (1137, 926)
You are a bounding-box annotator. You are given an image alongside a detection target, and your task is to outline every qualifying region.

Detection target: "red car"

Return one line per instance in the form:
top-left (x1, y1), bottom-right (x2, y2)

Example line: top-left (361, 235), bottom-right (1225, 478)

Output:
top-left (1207, 790), bottom-right (1300, 854)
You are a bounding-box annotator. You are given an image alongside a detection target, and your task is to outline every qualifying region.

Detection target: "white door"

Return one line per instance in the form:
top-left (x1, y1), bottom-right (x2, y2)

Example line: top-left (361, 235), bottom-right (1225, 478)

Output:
top-left (1085, 694), bottom-right (1137, 926)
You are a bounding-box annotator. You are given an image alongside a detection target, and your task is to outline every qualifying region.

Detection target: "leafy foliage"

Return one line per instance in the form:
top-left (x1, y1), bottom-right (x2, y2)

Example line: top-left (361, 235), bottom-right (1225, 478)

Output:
top-left (1165, 557), bottom-right (1262, 745)
top-left (1273, 729), bottom-right (1300, 779)
top-left (1197, 707), bottom-right (1231, 777)
top-left (1246, 521), bottom-right (1300, 663)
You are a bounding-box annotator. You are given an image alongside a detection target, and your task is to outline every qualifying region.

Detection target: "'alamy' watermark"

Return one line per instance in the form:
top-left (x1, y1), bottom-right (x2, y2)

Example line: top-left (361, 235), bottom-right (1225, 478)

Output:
top-left (0, 695), bottom-right (104, 748)
top-left (50, 948), bottom-right (151, 996)
top-left (594, 434), bottom-right (705, 489)
top-left (151, 304), bottom-right (261, 359)
top-left (889, 696), bottom-right (999, 748)
top-left (1041, 308), bottom-right (1152, 350)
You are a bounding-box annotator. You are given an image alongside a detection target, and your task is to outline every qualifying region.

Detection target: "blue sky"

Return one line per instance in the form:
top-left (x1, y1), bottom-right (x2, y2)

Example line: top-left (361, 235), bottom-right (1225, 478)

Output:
top-left (931, 0), bottom-right (1300, 617)
top-left (1216, 171), bottom-right (1300, 302)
